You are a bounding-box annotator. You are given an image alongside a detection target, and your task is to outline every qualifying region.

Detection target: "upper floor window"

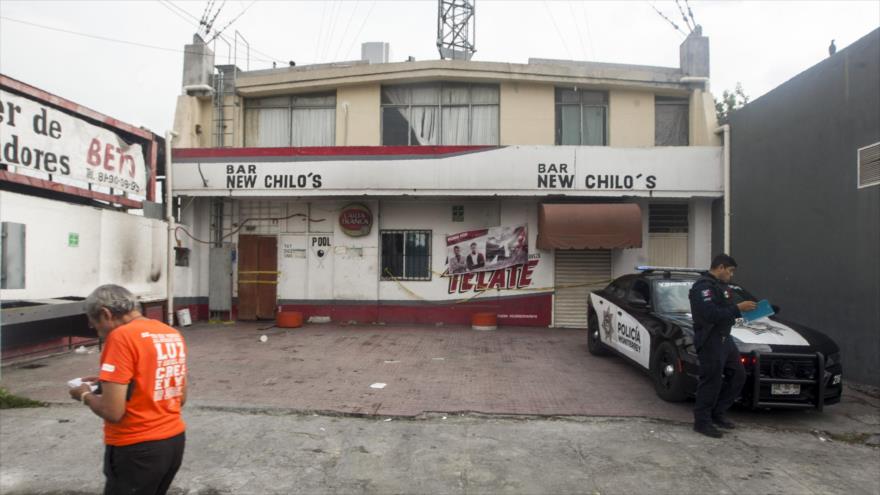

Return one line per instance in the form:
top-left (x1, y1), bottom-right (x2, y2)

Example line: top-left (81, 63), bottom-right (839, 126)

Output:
top-left (555, 88), bottom-right (607, 145)
top-left (655, 96), bottom-right (689, 146)
top-left (381, 83), bottom-right (499, 146)
top-left (244, 93), bottom-right (336, 147)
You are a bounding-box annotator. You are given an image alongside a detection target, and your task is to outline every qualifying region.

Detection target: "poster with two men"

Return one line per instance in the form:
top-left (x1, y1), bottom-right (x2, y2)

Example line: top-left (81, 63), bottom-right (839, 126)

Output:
top-left (446, 224), bottom-right (528, 275)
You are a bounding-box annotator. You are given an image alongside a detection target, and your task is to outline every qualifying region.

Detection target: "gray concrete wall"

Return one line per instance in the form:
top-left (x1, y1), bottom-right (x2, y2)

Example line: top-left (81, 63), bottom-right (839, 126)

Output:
top-left (729, 29), bottom-right (880, 386)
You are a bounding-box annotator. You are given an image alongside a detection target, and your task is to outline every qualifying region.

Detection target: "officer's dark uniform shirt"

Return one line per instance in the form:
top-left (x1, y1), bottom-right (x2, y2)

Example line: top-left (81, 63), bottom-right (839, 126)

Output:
top-left (688, 273), bottom-right (742, 344)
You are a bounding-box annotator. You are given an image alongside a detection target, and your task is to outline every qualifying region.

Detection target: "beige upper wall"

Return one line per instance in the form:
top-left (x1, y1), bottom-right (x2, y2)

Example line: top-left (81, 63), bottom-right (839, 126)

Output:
top-left (176, 76), bottom-right (718, 148)
top-left (172, 95), bottom-right (214, 148)
top-left (690, 89), bottom-right (721, 146)
top-left (499, 82), bottom-right (554, 145)
top-left (336, 85), bottom-right (381, 146)
top-left (608, 90), bottom-right (655, 147)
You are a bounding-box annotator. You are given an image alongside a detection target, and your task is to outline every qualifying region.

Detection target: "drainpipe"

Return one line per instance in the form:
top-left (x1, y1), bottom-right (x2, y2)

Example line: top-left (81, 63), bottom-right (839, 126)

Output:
top-left (165, 130), bottom-right (179, 325)
top-left (714, 124), bottom-right (731, 254)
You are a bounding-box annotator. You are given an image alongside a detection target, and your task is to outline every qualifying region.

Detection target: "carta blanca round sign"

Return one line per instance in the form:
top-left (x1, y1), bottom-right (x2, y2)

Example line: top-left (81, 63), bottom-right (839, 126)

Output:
top-left (339, 203), bottom-right (372, 237)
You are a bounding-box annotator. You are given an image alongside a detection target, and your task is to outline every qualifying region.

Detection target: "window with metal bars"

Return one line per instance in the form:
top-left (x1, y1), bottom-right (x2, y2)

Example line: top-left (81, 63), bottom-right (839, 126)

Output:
top-left (649, 203), bottom-right (689, 233)
top-left (380, 230), bottom-right (432, 281)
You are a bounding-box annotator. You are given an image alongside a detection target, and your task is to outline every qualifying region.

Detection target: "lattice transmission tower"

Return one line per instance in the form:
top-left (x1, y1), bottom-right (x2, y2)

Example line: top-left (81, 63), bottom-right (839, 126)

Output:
top-left (437, 0), bottom-right (476, 60)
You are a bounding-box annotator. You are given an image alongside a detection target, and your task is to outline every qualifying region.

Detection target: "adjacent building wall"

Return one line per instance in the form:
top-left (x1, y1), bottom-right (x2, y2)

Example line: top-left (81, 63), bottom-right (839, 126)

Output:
top-left (729, 29), bottom-right (880, 386)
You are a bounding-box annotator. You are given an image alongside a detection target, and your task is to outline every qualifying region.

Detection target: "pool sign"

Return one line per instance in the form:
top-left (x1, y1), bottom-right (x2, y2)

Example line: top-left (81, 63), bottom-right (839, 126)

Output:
top-left (339, 203), bottom-right (372, 237)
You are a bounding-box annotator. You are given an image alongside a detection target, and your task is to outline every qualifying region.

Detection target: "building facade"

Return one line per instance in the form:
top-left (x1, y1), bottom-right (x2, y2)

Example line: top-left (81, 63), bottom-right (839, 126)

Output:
top-left (170, 33), bottom-right (724, 328)
top-left (728, 29), bottom-right (880, 386)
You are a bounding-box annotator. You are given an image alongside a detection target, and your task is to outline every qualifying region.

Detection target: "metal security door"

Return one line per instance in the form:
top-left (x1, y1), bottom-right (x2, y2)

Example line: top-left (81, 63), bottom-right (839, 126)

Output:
top-left (238, 235), bottom-right (278, 320)
top-left (554, 250), bottom-right (611, 328)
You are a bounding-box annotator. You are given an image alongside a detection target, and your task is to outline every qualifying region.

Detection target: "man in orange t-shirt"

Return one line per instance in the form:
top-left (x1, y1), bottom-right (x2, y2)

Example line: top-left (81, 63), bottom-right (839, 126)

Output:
top-left (69, 285), bottom-right (187, 495)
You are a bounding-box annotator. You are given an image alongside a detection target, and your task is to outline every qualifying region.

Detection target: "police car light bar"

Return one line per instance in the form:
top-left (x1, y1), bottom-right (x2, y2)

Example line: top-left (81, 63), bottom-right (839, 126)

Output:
top-left (636, 266), bottom-right (705, 273)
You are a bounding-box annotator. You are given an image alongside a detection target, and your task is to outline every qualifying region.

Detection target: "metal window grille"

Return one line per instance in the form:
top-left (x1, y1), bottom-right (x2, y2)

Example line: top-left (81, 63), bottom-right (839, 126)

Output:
top-left (452, 205), bottom-right (464, 222)
top-left (380, 230), bottom-right (432, 281)
top-left (858, 142), bottom-right (880, 188)
top-left (554, 88), bottom-right (608, 146)
top-left (649, 203), bottom-right (689, 233)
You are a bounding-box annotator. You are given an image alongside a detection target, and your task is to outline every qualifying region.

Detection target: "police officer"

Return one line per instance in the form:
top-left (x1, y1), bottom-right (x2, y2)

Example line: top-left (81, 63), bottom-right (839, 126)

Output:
top-left (689, 254), bottom-right (757, 438)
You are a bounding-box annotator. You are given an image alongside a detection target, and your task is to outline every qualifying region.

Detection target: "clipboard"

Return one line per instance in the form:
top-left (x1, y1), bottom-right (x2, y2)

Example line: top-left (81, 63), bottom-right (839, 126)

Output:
top-left (741, 299), bottom-right (775, 323)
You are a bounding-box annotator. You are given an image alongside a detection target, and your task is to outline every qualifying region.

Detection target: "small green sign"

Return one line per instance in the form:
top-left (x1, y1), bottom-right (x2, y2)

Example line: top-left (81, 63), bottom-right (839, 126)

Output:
top-left (68, 233), bottom-right (79, 247)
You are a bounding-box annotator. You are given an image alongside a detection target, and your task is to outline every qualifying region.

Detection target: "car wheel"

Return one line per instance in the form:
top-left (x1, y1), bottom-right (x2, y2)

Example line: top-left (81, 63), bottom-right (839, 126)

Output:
top-left (587, 311), bottom-right (610, 356)
top-left (651, 341), bottom-right (688, 402)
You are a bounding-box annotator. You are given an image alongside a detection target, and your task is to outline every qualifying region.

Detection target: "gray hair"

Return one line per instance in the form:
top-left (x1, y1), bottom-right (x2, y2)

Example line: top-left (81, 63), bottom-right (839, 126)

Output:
top-left (84, 284), bottom-right (140, 319)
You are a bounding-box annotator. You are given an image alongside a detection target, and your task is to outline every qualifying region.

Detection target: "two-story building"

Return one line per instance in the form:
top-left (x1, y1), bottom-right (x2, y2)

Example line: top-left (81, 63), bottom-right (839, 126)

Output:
top-left (170, 32), bottom-right (724, 328)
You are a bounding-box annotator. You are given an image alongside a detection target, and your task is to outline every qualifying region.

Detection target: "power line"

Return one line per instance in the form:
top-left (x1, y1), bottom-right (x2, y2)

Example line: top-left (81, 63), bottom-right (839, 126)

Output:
top-left (322, 1), bottom-right (344, 62)
top-left (543, 0), bottom-right (573, 59)
top-left (674, 0), bottom-right (693, 32)
top-left (0, 15), bottom-right (278, 64)
top-left (332, 0), bottom-right (361, 62)
top-left (580, 2), bottom-right (596, 60)
top-left (343, 0), bottom-right (378, 62)
top-left (647, 2), bottom-right (687, 37)
top-left (157, 0), bottom-right (285, 66)
top-left (205, 0), bottom-right (227, 35)
top-left (684, 0), bottom-right (698, 30)
top-left (568, 0), bottom-right (588, 61)
top-left (209, 0), bottom-right (258, 42)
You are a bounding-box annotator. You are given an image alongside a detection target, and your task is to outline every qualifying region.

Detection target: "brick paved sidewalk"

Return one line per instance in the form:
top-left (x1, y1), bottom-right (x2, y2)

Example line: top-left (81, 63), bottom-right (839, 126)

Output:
top-left (3, 322), bottom-right (878, 433)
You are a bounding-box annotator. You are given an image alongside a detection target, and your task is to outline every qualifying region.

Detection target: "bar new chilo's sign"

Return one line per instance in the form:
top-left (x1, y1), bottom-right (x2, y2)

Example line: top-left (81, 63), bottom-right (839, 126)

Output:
top-left (339, 203), bottom-right (372, 237)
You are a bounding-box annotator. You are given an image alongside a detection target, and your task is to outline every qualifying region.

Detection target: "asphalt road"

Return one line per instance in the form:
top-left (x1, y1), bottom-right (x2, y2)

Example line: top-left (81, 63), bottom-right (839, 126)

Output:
top-left (2, 405), bottom-right (879, 495)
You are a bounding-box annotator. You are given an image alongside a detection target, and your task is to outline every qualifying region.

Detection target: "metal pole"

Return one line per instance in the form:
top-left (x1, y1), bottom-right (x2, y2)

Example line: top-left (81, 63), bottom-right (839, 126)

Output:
top-left (165, 130), bottom-right (179, 325)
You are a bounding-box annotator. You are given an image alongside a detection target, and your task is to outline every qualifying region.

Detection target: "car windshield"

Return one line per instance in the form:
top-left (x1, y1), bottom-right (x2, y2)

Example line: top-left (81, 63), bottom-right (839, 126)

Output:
top-left (652, 279), bottom-right (696, 313)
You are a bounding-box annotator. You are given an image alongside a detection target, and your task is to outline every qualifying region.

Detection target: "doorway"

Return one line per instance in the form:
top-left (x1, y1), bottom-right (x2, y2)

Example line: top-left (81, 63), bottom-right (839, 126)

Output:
top-left (238, 235), bottom-right (278, 320)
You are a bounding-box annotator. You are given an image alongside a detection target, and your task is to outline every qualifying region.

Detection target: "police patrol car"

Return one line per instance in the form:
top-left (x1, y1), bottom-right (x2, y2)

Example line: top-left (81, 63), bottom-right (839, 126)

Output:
top-left (586, 267), bottom-right (843, 410)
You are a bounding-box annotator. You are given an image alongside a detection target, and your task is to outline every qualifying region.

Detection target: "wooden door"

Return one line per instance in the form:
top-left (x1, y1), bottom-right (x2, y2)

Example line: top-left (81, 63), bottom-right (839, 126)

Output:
top-left (238, 235), bottom-right (278, 320)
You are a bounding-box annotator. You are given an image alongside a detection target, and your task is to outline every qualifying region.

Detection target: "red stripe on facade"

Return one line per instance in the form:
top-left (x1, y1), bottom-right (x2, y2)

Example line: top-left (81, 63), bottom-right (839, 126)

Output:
top-left (172, 145), bottom-right (497, 159)
top-left (278, 293), bottom-right (553, 327)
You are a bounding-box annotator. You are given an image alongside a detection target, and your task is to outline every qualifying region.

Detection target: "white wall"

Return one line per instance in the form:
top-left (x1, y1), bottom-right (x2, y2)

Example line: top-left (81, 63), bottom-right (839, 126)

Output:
top-left (612, 199), bottom-right (651, 278)
top-left (378, 198), bottom-right (554, 302)
top-left (0, 191), bottom-right (167, 301)
top-left (688, 197), bottom-right (713, 269)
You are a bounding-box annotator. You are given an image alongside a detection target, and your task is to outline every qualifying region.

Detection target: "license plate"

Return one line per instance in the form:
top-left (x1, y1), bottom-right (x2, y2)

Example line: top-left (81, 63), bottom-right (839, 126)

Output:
top-left (771, 383), bottom-right (801, 395)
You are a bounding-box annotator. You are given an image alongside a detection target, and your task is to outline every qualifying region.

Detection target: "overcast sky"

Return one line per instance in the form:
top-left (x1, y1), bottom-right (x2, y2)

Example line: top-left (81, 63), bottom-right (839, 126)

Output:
top-left (1, 0), bottom-right (877, 133)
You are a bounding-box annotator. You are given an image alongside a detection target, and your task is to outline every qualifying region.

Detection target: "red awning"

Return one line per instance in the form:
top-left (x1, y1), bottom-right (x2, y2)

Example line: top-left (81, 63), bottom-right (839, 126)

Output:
top-left (537, 203), bottom-right (643, 250)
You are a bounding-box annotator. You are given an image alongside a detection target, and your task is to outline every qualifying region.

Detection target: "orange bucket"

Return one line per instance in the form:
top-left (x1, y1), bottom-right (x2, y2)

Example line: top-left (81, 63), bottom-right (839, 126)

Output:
top-left (276, 310), bottom-right (303, 328)
top-left (471, 312), bottom-right (497, 331)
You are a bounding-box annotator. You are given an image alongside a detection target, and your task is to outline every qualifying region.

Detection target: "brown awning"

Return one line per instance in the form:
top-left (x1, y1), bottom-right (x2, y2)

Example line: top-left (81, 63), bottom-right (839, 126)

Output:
top-left (537, 203), bottom-right (643, 250)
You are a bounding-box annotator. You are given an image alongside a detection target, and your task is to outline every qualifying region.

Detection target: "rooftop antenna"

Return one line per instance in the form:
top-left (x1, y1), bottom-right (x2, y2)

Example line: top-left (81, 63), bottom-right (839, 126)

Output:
top-left (437, 0), bottom-right (476, 60)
